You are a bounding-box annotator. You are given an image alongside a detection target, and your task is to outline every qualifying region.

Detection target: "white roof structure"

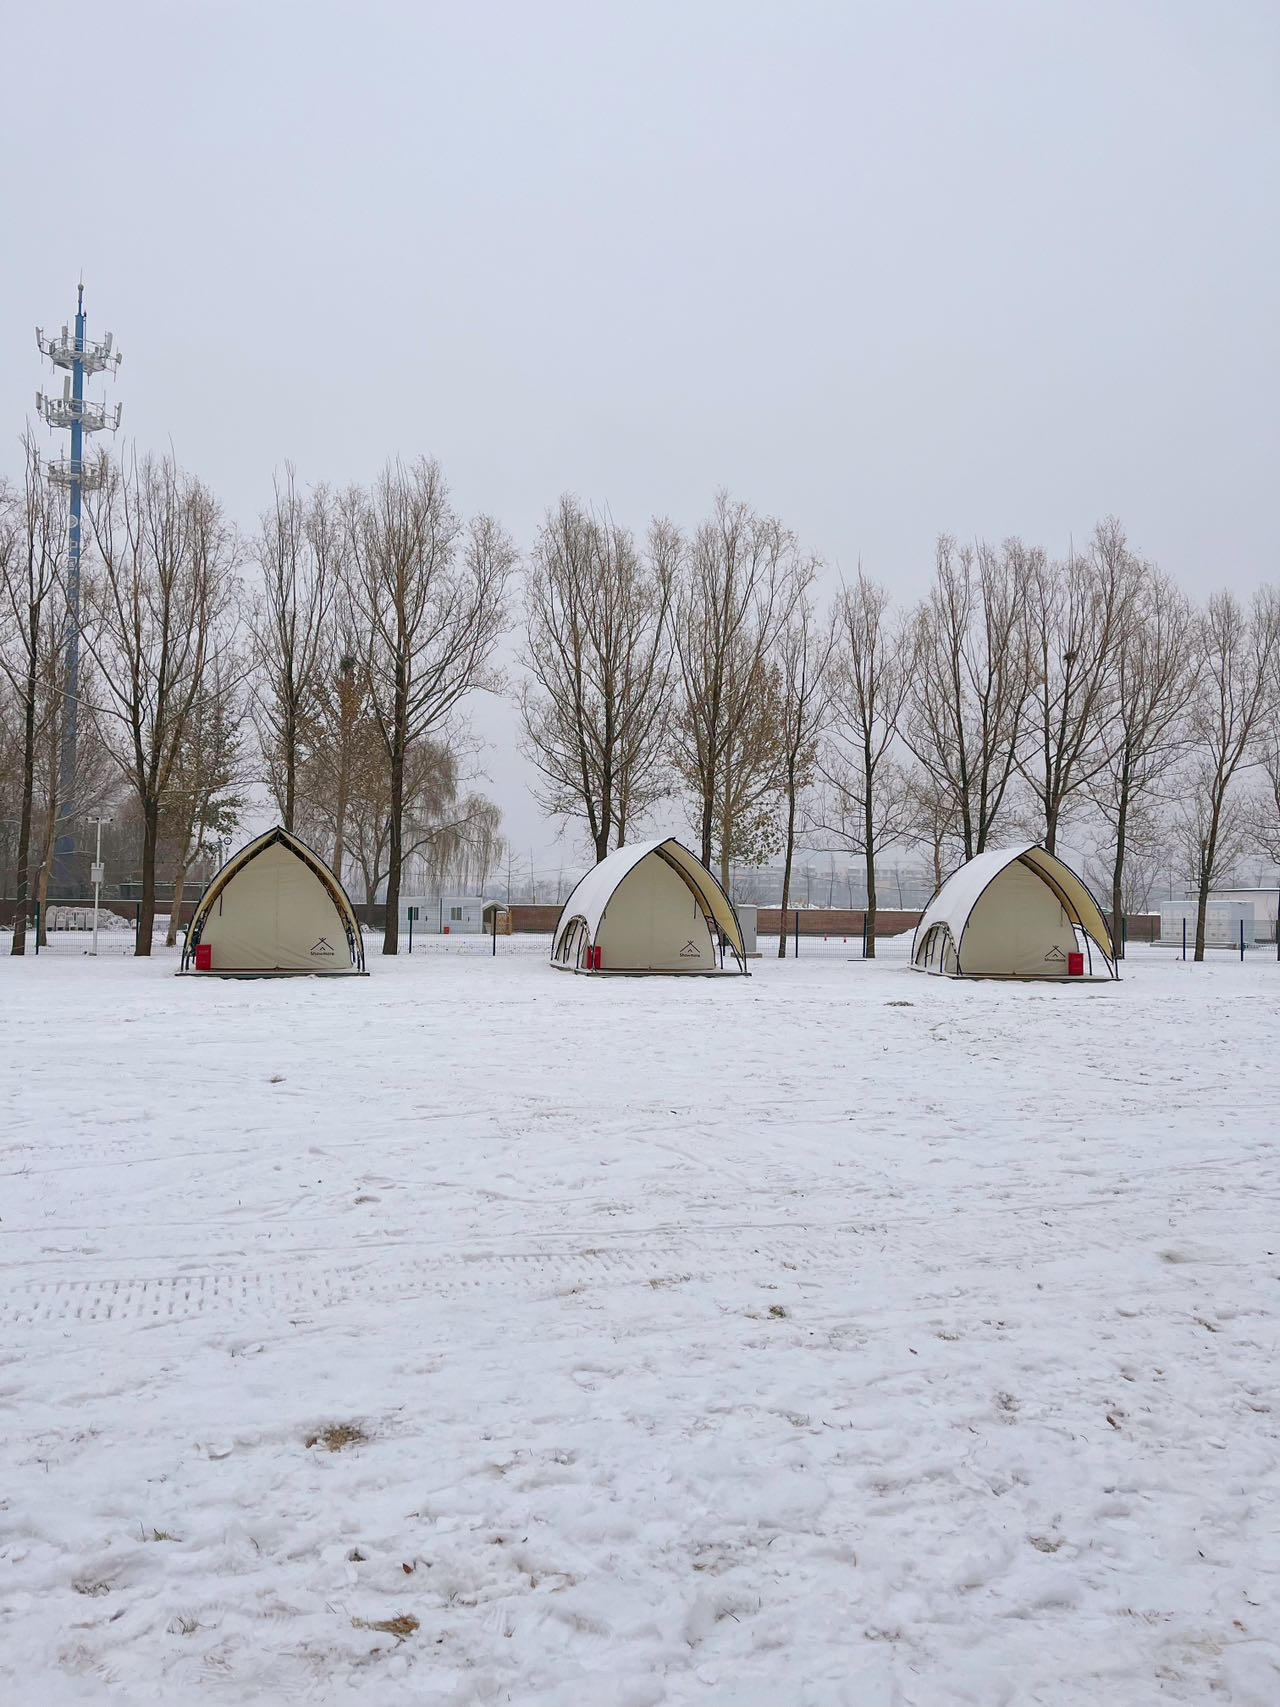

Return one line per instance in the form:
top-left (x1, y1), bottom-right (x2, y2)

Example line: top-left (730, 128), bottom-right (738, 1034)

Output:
top-left (912, 843), bottom-right (1116, 980)
top-left (181, 827), bottom-right (366, 977)
top-left (552, 837), bottom-right (747, 975)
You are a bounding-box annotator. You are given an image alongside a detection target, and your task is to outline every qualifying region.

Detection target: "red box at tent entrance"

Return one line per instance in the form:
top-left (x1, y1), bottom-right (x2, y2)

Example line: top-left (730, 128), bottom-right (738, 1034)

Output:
top-left (194, 943), bottom-right (212, 972)
top-left (1067, 951), bottom-right (1084, 977)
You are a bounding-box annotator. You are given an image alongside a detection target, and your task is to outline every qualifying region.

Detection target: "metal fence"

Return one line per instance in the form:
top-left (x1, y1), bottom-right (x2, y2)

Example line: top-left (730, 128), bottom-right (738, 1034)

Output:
top-left (394, 922), bottom-right (900, 962)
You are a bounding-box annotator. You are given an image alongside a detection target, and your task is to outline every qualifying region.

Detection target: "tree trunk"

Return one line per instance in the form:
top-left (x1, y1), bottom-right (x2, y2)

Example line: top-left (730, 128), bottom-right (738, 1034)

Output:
top-left (166, 864), bottom-right (189, 947)
top-left (35, 783), bottom-right (58, 948)
top-left (1110, 788), bottom-right (1128, 962)
top-left (332, 746), bottom-right (350, 880)
top-left (382, 739), bottom-right (404, 955)
top-left (1044, 800), bottom-right (1058, 856)
top-left (864, 846), bottom-right (877, 961)
top-left (596, 749), bottom-right (613, 861)
top-left (863, 751), bottom-right (877, 959)
top-left (9, 658), bottom-right (37, 955)
top-left (1194, 863), bottom-right (1211, 962)
top-left (777, 767), bottom-right (797, 957)
top-left (36, 853), bottom-right (52, 947)
top-left (284, 704), bottom-right (296, 834)
top-left (1194, 790), bottom-right (1223, 963)
top-left (700, 791), bottom-right (714, 873)
top-left (137, 799), bottom-right (159, 957)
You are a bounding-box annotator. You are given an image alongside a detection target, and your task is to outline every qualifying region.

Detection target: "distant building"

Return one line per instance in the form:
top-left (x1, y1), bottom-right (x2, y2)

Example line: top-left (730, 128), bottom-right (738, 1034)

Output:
top-left (1206, 887), bottom-right (1279, 943)
top-left (399, 895), bottom-right (486, 936)
top-left (1160, 899), bottom-right (1256, 948)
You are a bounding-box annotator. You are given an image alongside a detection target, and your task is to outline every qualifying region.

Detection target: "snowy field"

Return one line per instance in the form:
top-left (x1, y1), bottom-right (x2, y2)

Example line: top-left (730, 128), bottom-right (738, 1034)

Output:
top-left (1, 938), bottom-right (1277, 1706)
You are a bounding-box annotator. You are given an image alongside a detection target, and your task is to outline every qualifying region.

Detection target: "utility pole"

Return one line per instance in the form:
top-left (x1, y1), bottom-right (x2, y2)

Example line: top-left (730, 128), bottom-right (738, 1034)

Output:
top-left (36, 285), bottom-right (122, 895)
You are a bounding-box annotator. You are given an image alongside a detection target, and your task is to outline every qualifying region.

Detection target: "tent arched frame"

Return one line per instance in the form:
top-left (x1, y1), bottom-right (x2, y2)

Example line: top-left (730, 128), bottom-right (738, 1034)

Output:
top-left (181, 826), bottom-right (366, 975)
top-left (911, 843), bottom-right (1117, 980)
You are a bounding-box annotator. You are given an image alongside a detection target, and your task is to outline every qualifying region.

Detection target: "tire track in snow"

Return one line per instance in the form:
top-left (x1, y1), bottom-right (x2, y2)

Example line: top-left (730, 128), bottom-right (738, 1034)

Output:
top-left (0, 1233), bottom-right (858, 1329)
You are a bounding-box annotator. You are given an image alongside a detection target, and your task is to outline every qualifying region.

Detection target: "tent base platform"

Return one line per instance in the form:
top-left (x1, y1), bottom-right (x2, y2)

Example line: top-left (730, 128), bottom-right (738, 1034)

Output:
top-left (176, 969), bottom-right (370, 979)
top-left (908, 968), bottom-right (1115, 983)
top-left (555, 965), bottom-right (749, 977)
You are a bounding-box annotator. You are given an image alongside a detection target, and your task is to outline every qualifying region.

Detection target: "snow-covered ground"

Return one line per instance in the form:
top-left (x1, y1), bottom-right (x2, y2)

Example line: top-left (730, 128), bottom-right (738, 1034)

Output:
top-left (1, 939), bottom-right (1277, 1705)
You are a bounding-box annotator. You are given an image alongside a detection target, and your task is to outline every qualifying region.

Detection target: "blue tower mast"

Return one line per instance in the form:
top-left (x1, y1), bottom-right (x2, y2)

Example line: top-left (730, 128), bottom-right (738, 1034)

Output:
top-left (36, 285), bottom-right (122, 894)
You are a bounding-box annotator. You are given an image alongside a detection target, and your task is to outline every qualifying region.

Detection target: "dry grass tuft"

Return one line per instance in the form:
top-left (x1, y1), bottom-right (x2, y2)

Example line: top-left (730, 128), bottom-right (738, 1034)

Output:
top-left (306, 1423), bottom-right (369, 1452)
top-left (353, 1613), bottom-right (419, 1638)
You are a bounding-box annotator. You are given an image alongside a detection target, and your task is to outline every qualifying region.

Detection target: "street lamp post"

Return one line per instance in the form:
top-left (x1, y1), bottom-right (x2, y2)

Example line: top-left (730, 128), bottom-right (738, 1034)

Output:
top-left (89, 815), bottom-right (111, 956)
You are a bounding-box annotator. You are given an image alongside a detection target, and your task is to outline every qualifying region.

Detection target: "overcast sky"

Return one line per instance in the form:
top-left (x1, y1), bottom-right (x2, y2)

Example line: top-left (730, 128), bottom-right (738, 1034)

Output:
top-left (4, 0), bottom-right (1277, 868)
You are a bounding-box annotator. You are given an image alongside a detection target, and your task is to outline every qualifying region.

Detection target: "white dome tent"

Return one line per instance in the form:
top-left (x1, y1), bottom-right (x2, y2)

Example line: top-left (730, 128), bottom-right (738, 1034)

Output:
top-left (551, 837), bottom-right (748, 976)
top-left (180, 826), bottom-right (366, 977)
top-left (911, 843), bottom-right (1117, 981)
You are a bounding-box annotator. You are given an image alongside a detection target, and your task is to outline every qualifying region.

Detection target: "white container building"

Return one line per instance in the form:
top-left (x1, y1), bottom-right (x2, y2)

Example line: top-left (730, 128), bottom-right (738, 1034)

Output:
top-left (1159, 900), bottom-right (1255, 949)
top-left (399, 895), bottom-right (487, 937)
top-left (1205, 887), bottom-right (1279, 944)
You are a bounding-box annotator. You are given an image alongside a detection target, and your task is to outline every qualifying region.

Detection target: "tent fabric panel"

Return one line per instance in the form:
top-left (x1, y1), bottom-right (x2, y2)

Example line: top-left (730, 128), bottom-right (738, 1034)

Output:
top-left (1019, 847), bottom-right (1115, 962)
top-left (911, 842), bottom-right (1039, 960)
top-left (553, 839), bottom-right (666, 947)
top-left (196, 840), bottom-right (355, 972)
top-left (597, 853), bottom-right (719, 971)
top-left (655, 842), bottom-right (746, 961)
top-left (960, 858), bottom-right (1078, 977)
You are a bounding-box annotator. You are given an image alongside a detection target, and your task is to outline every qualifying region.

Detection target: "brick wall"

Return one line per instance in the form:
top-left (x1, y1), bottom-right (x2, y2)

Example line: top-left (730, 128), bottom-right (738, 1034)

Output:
top-left (757, 908), bottom-right (922, 938)
top-left (507, 905), bottom-right (563, 932)
top-left (754, 908), bottom-right (1161, 944)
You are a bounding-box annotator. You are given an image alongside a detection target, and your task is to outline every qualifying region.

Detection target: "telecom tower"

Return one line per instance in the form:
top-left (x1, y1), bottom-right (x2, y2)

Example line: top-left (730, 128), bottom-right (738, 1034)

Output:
top-left (36, 285), bottom-right (122, 893)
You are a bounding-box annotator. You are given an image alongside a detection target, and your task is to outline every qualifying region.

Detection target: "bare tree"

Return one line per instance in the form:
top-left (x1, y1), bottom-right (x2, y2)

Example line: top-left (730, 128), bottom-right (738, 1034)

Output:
top-left (307, 705), bottom-right (389, 902)
top-left (161, 647), bottom-right (247, 944)
top-left (339, 736), bottom-right (473, 910)
top-left (1090, 560), bottom-right (1193, 955)
top-left (1179, 588), bottom-right (1280, 959)
top-left (251, 467), bottom-right (337, 832)
top-left (713, 651), bottom-right (790, 889)
top-left (904, 537), bottom-right (1031, 859)
top-left (298, 643), bottom-right (369, 882)
top-left (905, 768), bottom-right (962, 893)
top-left (818, 572), bottom-right (912, 956)
top-left (519, 497), bottom-right (674, 861)
top-left (0, 439), bottom-right (65, 954)
top-left (1089, 801), bottom-right (1171, 925)
top-left (1248, 706), bottom-right (1280, 878)
top-left (0, 678), bottom-right (19, 861)
top-left (774, 588), bottom-right (833, 955)
top-left (1019, 521), bottom-right (1139, 853)
top-left (81, 453), bottom-right (241, 954)
top-left (671, 493), bottom-right (799, 875)
top-left (435, 794), bottom-right (505, 894)
top-left (346, 459), bottom-right (515, 954)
